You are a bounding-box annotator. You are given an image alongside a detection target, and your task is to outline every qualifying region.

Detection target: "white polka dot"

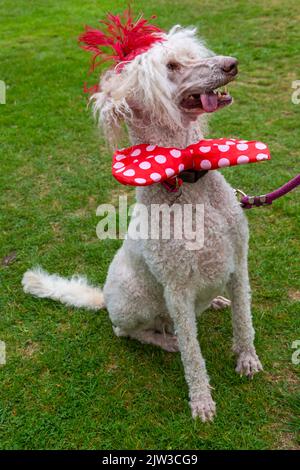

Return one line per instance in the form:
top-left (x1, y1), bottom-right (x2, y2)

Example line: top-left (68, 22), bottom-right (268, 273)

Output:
top-left (115, 154), bottom-right (126, 161)
top-left (133, 159), bottom-right (138, 163)
top-left (178, 164), bottom-right (184, 172)
top-left (131, 149), bottom-right (141, 157)
top-left (113, 162), bottom-right (124, 169)
top-left (218, 144), bottom-right (230, 152)
top-left (200, 160), bottom-right (212, 170)
top-left (150, 172), bottom-right (161, 182)
top-left (146, 154), bottom-right (154, 159)
top-left (165, 168), bottom-right (175, 177)
top-left (237, 155), bottom-right (249, 164)
top-left (155, 155), bottom-right (167, 164)
top-left (170, 149), bottom-right (181, 158)
top-left (146, 145), bottom-right (156, 151)
top-left (134, 178), bottom-right (146, 184)
top-left (115, 167), bottom-right (125, 173)
top-left (255, 142), bottom-right (267, 150)
top-left (199, 146), bottom-right (211, 153)
top-left (139, 161), bottom-right (151, 170)
top-left (218, 158), bottom-right (230, 167)
top-left (226, 141), bottom-right (235, 145)
top-left (237, 143), bottom-right (249, 151)
top-left (256, 153), bottom-right (269, 160)
top-left (123, 169), bottom-right (135, 177)
top-left (239, 140), bottom-right (248, 143)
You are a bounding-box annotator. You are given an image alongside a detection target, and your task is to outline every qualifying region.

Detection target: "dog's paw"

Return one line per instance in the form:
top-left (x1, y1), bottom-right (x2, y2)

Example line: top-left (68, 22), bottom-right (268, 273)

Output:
top-left (159, 333), bottom-right (179, 353)
top-left (235, 350), bottom-right (263, 378)
top-left (210, 296), bottom-right (231, 310)
top-left (190, 396), bottom-right (216, 422)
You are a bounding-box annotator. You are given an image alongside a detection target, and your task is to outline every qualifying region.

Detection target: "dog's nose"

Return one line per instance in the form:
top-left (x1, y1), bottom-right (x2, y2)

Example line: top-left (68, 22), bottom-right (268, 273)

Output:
top-left (221, 57), bottom-right (238, 75)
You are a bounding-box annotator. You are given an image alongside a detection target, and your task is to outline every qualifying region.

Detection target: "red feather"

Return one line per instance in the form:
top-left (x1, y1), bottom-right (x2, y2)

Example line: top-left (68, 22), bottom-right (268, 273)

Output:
top-left (79, 9), bottom-right (165, 93)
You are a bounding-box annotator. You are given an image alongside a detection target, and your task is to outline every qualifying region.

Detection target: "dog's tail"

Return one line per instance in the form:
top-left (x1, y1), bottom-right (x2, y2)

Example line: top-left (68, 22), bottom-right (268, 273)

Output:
top-left (22, 267), bottom-right (105, 310)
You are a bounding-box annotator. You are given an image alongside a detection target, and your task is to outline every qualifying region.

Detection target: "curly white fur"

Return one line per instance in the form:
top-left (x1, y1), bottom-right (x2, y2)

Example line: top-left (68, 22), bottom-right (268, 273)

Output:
top-left (22, 26), bottom-right (263, 422)
top-left (22, 267), bottom-right (104, 310)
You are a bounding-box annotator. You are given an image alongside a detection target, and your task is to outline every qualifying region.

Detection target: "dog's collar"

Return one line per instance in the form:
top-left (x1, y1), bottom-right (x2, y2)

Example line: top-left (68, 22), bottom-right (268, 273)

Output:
top-left (160, 170), bottom-right (208, 193)
top-left (112, 138), bottom-right (271, 191)
top-left (181, 169), bottom-right (209, 183)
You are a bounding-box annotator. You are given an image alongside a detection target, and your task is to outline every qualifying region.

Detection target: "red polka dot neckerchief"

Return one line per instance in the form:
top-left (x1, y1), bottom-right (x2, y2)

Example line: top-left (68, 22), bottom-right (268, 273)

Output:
top-left (112, 138), bottom-right (271, 193)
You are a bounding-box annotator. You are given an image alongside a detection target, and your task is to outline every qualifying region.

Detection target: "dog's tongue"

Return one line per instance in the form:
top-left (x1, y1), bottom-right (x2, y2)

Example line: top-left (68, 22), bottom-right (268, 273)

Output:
top-left (200, 92), bottom-right (218, 113)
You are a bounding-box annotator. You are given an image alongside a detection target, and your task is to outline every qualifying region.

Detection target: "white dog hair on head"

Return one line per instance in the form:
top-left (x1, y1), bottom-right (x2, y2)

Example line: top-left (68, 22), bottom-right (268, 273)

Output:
top-left (92, 26), bottom-right (214, 146)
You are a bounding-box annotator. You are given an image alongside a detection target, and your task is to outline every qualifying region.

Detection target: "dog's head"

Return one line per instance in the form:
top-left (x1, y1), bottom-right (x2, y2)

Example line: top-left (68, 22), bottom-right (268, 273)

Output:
top-left (90, 25), bottom-right (238, 145)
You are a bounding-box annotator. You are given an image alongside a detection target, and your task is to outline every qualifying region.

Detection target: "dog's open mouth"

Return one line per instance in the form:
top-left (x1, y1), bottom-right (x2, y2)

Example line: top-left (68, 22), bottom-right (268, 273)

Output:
top-left (180, 87), bottom-right (232, 113)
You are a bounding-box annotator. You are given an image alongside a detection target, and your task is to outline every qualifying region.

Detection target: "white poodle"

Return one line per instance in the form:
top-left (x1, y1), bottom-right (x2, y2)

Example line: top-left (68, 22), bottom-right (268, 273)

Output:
top-left (22, 23), bottom-right (263, 422)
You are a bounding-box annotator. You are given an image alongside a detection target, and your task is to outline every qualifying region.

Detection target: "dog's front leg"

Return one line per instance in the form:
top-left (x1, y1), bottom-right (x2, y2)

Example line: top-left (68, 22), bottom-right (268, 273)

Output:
top-left (164, 287), bottom-right (216, 422)
top-left (228, 258), bottom-right (263, 377)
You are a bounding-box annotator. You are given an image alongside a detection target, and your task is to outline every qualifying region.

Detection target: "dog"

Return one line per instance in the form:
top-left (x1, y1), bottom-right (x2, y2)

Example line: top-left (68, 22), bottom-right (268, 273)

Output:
top-left (22, 18), bottom-right (263, 422)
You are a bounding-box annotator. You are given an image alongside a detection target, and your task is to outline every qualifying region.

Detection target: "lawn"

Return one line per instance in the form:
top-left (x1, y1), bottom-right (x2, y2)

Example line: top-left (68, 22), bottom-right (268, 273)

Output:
top-left (0, 0), bottom-right (299, 450)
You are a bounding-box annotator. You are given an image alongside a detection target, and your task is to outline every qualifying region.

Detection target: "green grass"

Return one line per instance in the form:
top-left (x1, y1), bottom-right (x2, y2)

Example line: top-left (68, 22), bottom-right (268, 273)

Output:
top-left (0, 0), bottom-right (299, 450)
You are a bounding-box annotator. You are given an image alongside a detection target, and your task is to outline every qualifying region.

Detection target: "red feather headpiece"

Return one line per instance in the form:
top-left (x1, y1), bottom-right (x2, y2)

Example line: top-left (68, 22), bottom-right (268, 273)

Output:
top-left (79, 9), bottom-right (165, 93)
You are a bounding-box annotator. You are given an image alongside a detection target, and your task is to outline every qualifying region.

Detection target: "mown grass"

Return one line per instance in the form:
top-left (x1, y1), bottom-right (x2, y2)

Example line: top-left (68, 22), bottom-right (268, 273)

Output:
top-left (0, 0), bottom-right (299, 450)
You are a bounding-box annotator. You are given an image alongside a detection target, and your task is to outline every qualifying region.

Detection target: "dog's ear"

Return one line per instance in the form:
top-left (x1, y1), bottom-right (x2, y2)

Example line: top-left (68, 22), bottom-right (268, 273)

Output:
top-left (91, 71), bottom-right (131, 148)
top-left (91, 91), bottom-right (122, 147)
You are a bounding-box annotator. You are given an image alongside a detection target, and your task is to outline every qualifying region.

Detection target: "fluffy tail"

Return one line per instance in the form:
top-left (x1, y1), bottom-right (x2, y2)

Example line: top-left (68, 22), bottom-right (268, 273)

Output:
top-left (22, 267), bottom-right (105, 311)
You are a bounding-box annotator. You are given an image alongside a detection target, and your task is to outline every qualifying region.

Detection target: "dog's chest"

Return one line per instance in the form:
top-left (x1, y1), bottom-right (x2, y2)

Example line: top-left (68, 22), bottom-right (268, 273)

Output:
top-left (135, 172), bottom-right (241, 286)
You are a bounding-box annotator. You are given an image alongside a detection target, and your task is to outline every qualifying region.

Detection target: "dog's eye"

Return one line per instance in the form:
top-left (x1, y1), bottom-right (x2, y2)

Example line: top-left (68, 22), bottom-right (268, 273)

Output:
top-left (167, 62), bottom-right (181, 71)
